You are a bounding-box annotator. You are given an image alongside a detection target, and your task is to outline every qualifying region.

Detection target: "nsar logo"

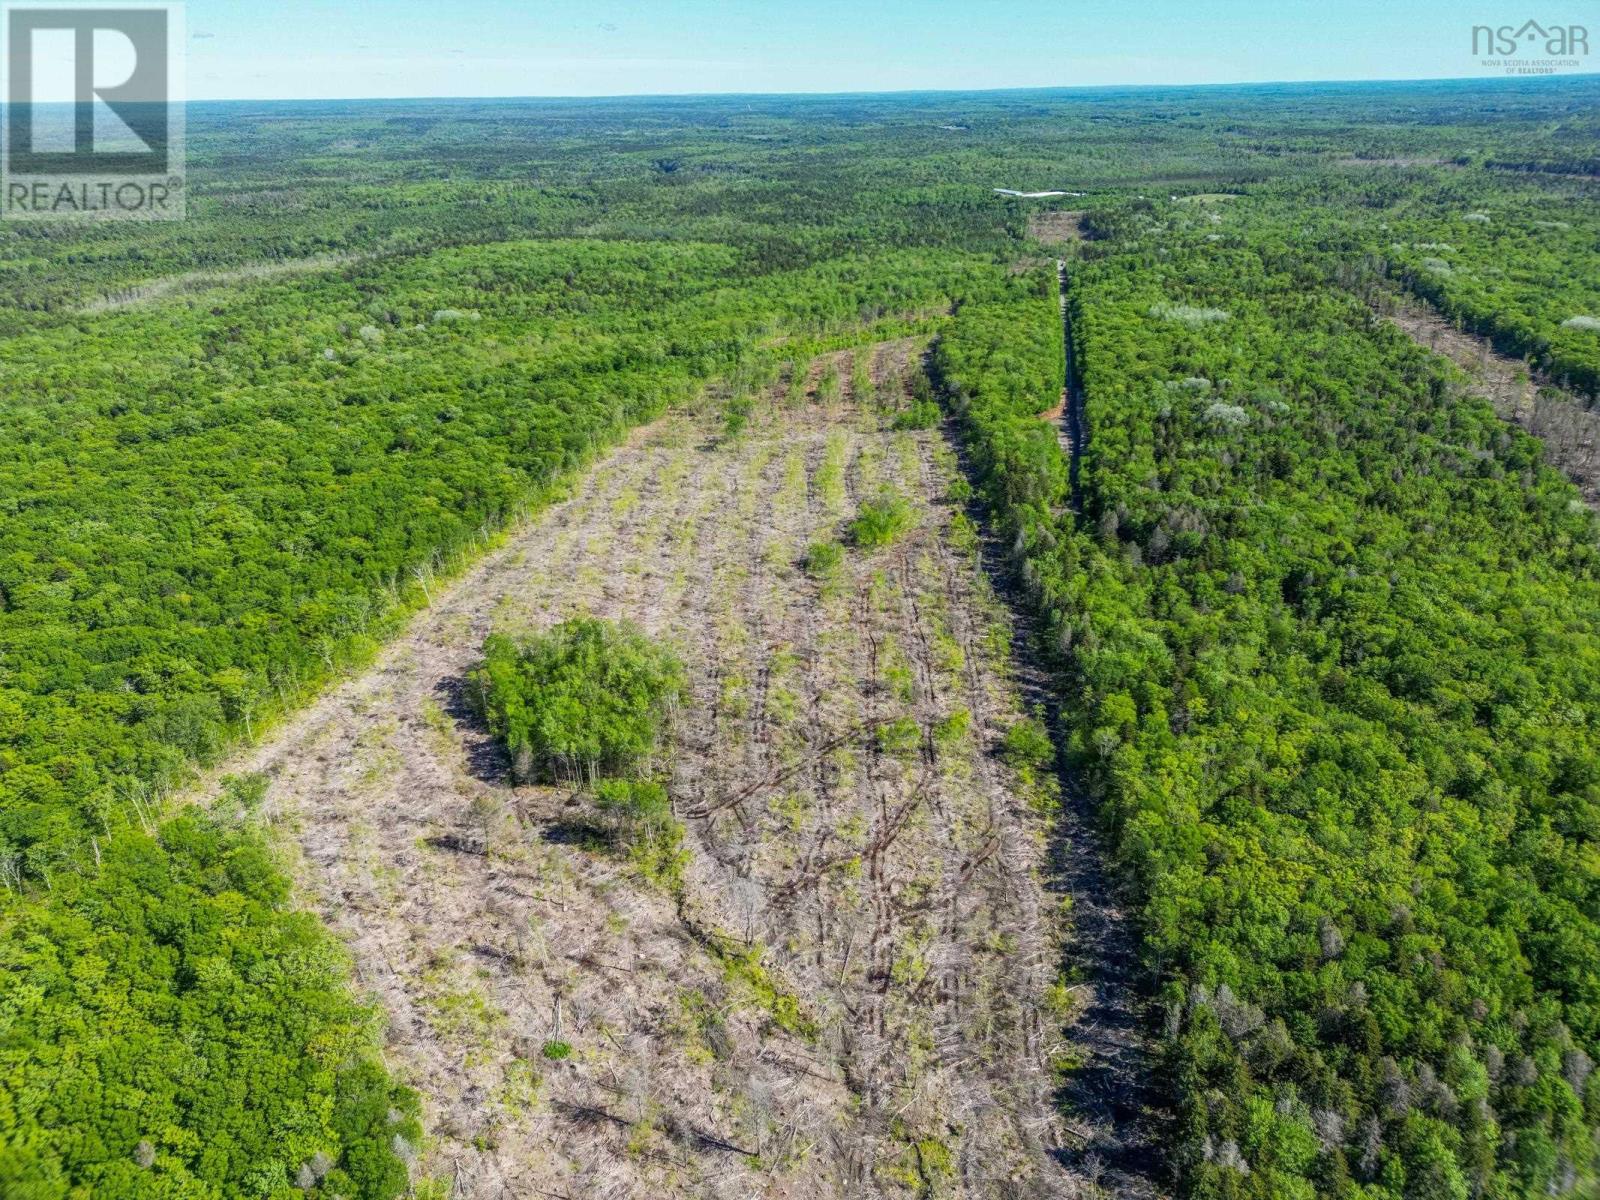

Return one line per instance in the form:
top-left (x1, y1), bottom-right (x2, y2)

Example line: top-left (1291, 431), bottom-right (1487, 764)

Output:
top-left (1472, 19), bottom-right (1589, 74)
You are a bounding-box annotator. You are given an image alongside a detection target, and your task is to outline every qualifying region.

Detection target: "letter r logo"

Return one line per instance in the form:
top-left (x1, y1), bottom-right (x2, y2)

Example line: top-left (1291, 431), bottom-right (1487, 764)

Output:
top-left (6, 6), bottom-right (169, 173)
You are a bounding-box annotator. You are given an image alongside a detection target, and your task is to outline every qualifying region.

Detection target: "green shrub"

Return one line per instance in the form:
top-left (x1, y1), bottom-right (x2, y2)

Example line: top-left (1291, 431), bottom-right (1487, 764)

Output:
top-left (803, 539), bottom-right (845, 580)
top-left (1000, 715), bottom-right (1054, 773)
top-left (539, 1040), bottom-right (572, 1061)
top-left (876, 716), bottom-right (922, 756)
top-left (475, 618), bottom-right (685, 784)
top-left (892, 398), bottom-right (942, 430)
top-left (722, 394), bottom-right (753, 436)
top-left (890, 364), bottom-right (942, 429)
top-left (594, 778), bottom-right (689, 892)
top-left (849, 491), bottom-right (917, 549)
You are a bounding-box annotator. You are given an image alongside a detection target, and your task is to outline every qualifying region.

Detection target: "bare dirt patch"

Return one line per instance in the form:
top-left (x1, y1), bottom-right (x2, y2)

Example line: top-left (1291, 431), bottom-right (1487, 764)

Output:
top-left (1387, 299), bottom-right (1600, 507)
top-left (215, 342), bottom-right (1108, 1198)
top-left (1028, 211), bottom-right (1088, 244)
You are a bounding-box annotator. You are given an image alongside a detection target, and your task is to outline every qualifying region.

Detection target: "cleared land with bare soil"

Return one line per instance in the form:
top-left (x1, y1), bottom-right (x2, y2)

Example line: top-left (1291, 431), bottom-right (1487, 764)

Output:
top-left (1027, 212), bottom-right (1088, 244)
top-left (209, 343), bottom-right (1147, 1199)
top-left (1386, 299), bottom-right (1600, 507)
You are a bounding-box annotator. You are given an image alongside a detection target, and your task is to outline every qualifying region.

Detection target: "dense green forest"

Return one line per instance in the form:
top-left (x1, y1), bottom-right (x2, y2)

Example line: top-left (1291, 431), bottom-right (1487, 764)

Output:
top-left (1381, 189), bottom-right (1600, 397)
top-left (937, 212), bottom-right (1600, 1195)
top-left (2, 75), bottom-right (1599, 1197)
top-left (1169, 171), bottom-right (1600, 397)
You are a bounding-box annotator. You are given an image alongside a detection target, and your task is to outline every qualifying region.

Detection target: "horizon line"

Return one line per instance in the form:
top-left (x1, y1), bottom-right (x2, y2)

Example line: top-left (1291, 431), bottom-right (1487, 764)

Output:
top-left (178, 71), bottom-right (1600, 106)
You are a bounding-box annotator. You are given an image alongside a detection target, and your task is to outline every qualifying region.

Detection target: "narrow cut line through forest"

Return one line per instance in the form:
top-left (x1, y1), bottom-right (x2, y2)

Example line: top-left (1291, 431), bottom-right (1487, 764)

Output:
top-left (944, 267), bottom-right (1168, 1198)
top-left (1058, 259), bottom-right (1087, 516)
top-left (194, 338), bottom-right (1143, 1200)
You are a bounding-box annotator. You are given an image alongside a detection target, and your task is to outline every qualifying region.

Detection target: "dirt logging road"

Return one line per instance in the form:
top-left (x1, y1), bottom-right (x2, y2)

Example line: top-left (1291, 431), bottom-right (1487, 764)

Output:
top-left (210, 339), bottom-right (1154, 1199)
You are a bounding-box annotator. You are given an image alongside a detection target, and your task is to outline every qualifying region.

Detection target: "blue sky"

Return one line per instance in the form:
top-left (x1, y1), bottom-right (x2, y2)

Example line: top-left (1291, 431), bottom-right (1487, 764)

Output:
top-left (181, 0), bottom-right (1600, 100)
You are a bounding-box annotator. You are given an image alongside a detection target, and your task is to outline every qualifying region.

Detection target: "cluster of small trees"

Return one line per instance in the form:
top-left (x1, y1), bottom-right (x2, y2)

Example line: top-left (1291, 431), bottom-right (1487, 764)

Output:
top-left (475, 618), bottom-right (689, 889)
top-left (475, 618), bottom-right (685, 785)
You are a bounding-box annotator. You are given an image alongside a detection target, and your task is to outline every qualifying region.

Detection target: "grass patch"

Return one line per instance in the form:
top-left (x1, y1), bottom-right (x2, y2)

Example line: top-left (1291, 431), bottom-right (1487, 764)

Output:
top-left (708, 937), bottom-right (816, 1039)
top-left (932, 707), bottom-right (971, 754)
top-left (875, 716), bottom-right (921, 757)
top-left (815, 431), bottom-right (848, 513)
